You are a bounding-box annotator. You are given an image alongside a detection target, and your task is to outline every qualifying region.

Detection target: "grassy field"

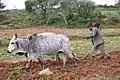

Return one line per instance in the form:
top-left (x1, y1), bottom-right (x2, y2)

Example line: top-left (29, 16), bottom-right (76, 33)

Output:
top-left (67, 28), bottom-right (120, 37)
top-left (0, 27), bottom-right (120, 38)
top-left (100, 9), bottom-right (120, 15)
top-left (71, 36), bottom-right (120, 54)
top-left (0, 35), bottom-right (120, 61)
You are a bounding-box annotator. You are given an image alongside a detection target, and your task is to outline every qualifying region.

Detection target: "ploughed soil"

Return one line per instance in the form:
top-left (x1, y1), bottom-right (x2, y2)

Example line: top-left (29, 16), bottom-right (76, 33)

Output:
top-left (0, 51), bottom-right (120, 80)
top-left (0, 27), bottom-right (83, 37)
top-left (1, 27), bottom-right (120, 80)
top-left (0, 27), bottom-right (120, 39)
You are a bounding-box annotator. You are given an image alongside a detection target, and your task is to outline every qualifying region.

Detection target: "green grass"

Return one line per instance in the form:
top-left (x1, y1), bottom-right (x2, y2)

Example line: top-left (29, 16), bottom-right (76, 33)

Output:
top-left (65, 28), bottom-right (120, 38)
top-left (92, 76), bottom-right (111, 80)
top-left (113, 73), bottom-right (120, 80)
top-left (0, 36), bottom-right (120, 61)
top-left (71, 36), bottom-right (120, 54)
top-left (7, 68), bottom-right (27, 77)
top-left (8, 70), bottom-right (22, 76)
top-left (100, 9), bottom-right (120, 15)
top-left (92, 74), bottom-right (120, 80)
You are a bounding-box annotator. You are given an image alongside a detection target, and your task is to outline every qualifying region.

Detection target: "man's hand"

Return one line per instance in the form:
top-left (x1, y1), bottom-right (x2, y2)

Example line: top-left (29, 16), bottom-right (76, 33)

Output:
top-left (82, 36), bottom-right (89, 39)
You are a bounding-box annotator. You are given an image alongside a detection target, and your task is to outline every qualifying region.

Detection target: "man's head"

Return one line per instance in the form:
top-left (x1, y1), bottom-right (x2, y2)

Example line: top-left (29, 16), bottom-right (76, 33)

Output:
top-left (87, 22), bottom-right (101, 30)
top-left (87, 22), bottom-right (93, 30)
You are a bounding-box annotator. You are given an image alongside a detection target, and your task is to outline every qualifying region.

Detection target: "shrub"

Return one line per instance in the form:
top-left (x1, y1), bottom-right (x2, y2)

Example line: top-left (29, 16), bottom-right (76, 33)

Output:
top-left (0, 13), bottom-right (8, 25)
top-left (24, 0), bottom-right (102, 28)
top-left (103, 16), bottom-right (120, 25)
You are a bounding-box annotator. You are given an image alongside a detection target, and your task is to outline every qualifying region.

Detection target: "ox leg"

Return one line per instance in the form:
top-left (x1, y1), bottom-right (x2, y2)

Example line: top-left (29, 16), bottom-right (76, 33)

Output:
top-left (56, 54), bottom-right (61, 62)
top-left (73, 57), bottom-right (77, 67)
top-left (37, 58), bottom-right (44, 69)
top-left (26, 59), bottom-right (32, 69)
top-left (67, 52), bottom-right (77, 67)
top-left (25, 53), bottom-right (28, 58)
top-left (61, 54), bottom-right (67, 68)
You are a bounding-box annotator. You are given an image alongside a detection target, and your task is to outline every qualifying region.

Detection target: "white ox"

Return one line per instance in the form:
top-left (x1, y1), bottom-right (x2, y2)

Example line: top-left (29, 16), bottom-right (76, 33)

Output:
top-left (7, 32), bottom-right (76, 69)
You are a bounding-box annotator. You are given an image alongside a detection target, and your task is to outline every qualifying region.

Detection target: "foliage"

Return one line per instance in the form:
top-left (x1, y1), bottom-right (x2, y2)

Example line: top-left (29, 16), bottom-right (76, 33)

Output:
top-left (116, 0), bottom-right (120, 6)
top-left (100, 9), bottom-right (120, 15)
top-left (0, 0), bottom-right (120, 28)
top-left (24, 0), bottom-right (34, 12)
top-left (0, 0), bottom-right (6, 10)
top-left (102, 15), bottom-right (120, 26)
top-left (23, 0), bottom-right (102, 28)
top-left (24, 0), bottom-right (48, 13)
top-left (0, 10), bottom-right (29, 29)
top-left (0, 37), bottom-right (9, 46)
top-left (0, 13), bottom-right (8, 22)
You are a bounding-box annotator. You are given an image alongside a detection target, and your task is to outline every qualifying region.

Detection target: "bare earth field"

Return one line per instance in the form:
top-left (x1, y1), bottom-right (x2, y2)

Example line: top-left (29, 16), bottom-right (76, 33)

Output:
top-left (0, 27), bottom-right (82, 37)
top-left (0, 27), bottom-right (120, 80)
top-left (0, 51), bottom-right (120, 80)
top-left (0, 27), bottom-right (120, 38)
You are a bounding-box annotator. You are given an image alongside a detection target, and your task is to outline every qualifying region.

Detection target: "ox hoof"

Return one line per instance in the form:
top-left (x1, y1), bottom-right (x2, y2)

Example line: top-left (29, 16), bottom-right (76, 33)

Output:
top-left (104, 55), bottom-right (111, 60)
top-left (92, 55), bottom-right (96, 58)
top-left (23, 64), bottom-right (31, 70)
top-left (74, 63), bottom-right (77, 67)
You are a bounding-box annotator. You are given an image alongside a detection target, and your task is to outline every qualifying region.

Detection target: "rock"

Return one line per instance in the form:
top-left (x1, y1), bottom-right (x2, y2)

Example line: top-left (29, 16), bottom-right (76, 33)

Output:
top-left (38, 68), bottom-right (53, 76)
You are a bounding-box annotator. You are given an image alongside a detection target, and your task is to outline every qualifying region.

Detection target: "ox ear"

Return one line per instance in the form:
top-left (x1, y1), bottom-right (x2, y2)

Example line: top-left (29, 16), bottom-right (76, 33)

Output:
top-left (14, 33), bottom-right (17, 39)
top-left (12, 33), bottom-right (17, 40)
top-left (33, 33), bottom-right (37, 36)
top-left (28, 36), bottom-right (32, 40)
top-left (27, 34), bottom-right (31, 38)
top-left (28, 33), bottom-right (38, 40)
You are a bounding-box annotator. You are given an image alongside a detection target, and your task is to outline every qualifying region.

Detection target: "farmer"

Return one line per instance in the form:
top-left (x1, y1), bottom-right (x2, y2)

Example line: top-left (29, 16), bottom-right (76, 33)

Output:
top-left (84, 22), bottom-right (110, 58)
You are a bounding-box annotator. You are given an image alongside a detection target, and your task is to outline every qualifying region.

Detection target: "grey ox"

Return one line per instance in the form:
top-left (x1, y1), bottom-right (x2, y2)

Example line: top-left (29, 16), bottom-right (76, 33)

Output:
top-left (7, 32), bottom-right (77, 69)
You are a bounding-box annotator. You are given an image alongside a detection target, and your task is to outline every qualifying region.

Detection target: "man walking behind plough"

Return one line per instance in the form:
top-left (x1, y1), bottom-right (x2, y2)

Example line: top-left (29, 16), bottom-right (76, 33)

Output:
top-left (83, 22), bottom-right (110, 59)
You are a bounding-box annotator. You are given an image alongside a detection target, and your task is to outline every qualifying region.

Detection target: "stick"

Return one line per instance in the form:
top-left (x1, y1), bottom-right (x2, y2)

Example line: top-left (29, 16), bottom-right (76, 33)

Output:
top-left (82, 52), bottom-right (91, 59)
top-left (82, 41), bottom-right (110, 59)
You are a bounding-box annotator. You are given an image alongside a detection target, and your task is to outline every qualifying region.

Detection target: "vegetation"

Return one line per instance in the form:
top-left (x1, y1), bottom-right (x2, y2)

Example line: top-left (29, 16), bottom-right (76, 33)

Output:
top-left (1, 0), bottom-right (120, 79)
top-left (0, 0), bottom-right (6, 10)
top-left (0, 0), bottom-right (104, 28)
top-left (0, 28), bottom-right (120, 79)
top-left (23, 0), bottom-right (102, 27)
top-left (0, 0), bottom-right (120, 28)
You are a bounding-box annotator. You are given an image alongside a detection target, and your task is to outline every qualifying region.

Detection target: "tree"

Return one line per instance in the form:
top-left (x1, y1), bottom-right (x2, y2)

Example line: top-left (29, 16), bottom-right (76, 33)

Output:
top-left (75, 0), bottom-right (95, 18)
top-left (0, 0), bottom-right (6, 10)
top-left (24, 0), bottom-right (102, 26)
top-left (115, 0), bottom-right (120, 6)
top-left (24, 0), bottom-right (49, 12)
top-left (116, 0), bottom-right (120, 4)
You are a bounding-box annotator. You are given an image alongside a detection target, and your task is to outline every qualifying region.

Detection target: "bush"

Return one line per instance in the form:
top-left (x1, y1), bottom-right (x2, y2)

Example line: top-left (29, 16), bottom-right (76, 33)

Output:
top-left (0, 10), bottom-right (29, 28)
top-left (24, 0), bottom-right (102, 28)
top-left (103, 16), bottom-right (120, 25)
top-left (1, 0), bottom-right (120, 28)
top-left (76, 0), bottom-right (95, 18)
top-left (0, 37), bottom-right (9, 46)
top-left (0, 13), bottom-right (8, 24)
top-left (26, 10), bottom-right (47, 25)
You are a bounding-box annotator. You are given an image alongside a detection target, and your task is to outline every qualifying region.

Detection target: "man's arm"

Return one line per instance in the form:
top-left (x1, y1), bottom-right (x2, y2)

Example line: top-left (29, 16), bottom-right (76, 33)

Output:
top-left (85, 28), bottom-right (97, 39)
